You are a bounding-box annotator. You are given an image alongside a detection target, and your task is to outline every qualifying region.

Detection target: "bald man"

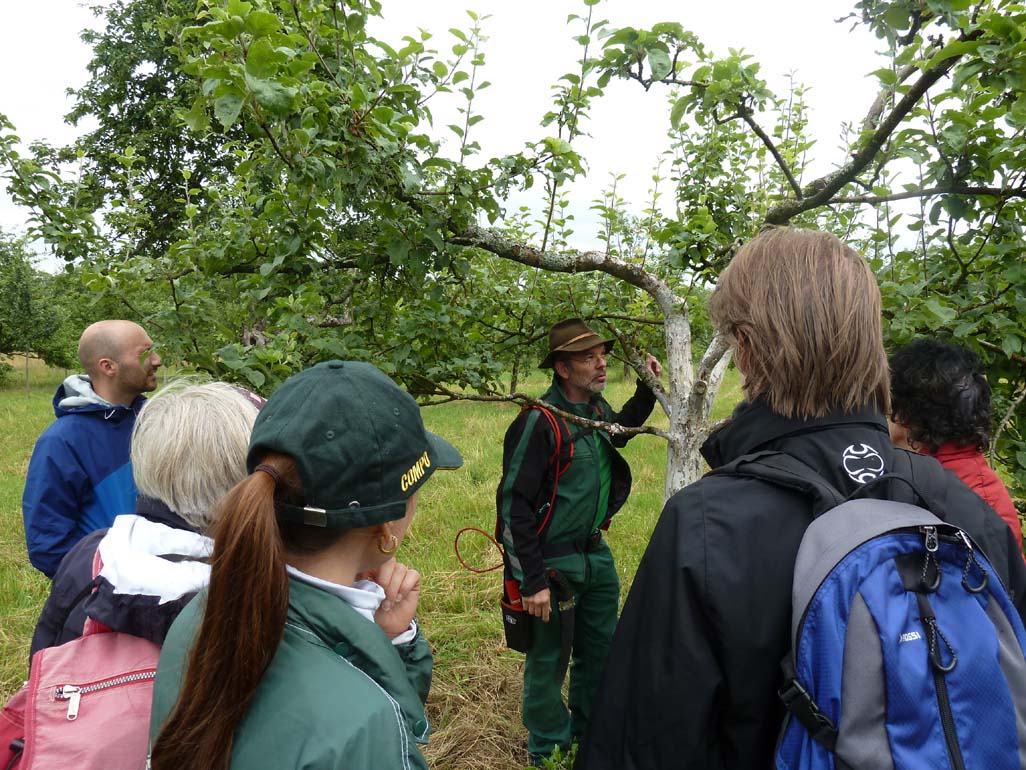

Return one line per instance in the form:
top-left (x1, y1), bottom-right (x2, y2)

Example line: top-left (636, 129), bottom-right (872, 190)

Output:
top-left (22, 321), bottom-right (161, 577)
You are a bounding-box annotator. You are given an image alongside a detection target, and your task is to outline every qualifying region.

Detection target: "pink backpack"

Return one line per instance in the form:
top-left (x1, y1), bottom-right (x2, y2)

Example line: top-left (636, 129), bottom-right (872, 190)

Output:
top-left (0, 552), bottom-right (159, 770)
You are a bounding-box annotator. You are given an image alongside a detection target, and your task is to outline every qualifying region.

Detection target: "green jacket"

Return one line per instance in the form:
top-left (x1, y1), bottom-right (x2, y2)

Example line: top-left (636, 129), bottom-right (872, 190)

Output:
top-left (496, 378), bottom-right (655, 595)
top-left (150, 577), bottom-right (432, 770)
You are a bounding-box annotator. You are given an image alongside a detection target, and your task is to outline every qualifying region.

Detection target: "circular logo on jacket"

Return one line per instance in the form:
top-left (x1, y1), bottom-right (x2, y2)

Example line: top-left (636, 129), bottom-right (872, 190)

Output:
top-left (842, 443), bottom-right (885, 483)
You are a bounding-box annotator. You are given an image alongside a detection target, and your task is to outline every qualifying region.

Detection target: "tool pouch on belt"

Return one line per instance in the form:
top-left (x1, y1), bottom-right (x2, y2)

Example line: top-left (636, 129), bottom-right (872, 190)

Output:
top-left (548, 568), bottom-right (576, 684)
top-left (501, 563), bottom-right (533, 652)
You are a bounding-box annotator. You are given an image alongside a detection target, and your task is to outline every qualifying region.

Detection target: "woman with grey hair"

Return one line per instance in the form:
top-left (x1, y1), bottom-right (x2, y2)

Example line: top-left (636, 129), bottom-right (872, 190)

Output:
top-left (30, 381), bottom-right (261, 658)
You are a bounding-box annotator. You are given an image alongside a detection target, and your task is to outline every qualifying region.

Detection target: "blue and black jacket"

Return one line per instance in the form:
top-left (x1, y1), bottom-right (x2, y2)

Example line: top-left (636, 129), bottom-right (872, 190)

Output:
top-left (22, 375), bottom-right (144, 577)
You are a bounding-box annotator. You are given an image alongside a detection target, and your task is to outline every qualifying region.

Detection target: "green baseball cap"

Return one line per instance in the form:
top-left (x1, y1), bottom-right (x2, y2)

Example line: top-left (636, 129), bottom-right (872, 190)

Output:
top-left (246, 360), bottom-right (463, 529)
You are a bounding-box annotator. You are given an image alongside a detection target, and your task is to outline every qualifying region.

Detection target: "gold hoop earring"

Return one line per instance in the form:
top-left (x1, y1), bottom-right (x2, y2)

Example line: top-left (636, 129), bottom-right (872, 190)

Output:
top-left (378, 533), bottom-right (398, 555)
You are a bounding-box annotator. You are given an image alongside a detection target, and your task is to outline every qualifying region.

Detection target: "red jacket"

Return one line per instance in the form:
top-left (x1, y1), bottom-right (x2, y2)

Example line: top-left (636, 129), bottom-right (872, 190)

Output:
top-left (931, 442), bottom-right (1022, 551)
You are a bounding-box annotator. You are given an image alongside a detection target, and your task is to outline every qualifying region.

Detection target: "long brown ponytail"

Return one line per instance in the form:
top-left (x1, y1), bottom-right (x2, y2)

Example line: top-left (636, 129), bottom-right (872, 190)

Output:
top-left (150, 454), bottom-right (296, 770)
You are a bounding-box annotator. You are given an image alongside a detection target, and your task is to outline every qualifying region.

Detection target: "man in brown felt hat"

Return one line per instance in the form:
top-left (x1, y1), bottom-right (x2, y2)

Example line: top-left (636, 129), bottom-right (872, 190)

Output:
top-left (496, 318), bottom-right (661, 764)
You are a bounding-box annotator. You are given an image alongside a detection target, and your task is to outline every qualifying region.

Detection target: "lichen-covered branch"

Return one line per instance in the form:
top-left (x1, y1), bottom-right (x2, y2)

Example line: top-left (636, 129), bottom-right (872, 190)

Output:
top-left (604, 321), bottom-right (671, 417)
top-left (688, 332), bottom-right (732, 430)
top-left (451, 223), bottom-right (681, 316)
top-left (418, 385), bottom-right (671, 440)
top-left (859, 63), bottom-right (917, 134)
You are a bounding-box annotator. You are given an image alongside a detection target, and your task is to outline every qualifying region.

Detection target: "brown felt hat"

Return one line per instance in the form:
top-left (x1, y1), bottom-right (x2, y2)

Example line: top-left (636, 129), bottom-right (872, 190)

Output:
top-left (538, 318), bottom-right (615, 369)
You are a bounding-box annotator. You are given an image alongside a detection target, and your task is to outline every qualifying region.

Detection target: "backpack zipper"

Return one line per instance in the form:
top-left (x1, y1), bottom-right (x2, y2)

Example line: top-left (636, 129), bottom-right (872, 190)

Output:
top-left (931, 667), bottom-right (966, 770)
top-left (916, 581), bottom-right (965, 770)
top-left (54, 670), bottom-right (157, 721)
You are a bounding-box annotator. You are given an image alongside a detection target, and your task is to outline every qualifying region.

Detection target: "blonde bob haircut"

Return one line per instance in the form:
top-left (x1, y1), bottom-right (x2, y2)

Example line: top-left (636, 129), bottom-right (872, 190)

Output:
top-left (131, 381), bottom-right (260, 530)
top-left (708, 227), bottom-right (890, 419)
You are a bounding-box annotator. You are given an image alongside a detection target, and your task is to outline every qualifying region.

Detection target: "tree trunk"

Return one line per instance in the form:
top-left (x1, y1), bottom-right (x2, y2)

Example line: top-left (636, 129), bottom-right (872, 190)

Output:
top-left (661, 308), bottom-right (732, 499)
top-left (510, 353), bottom-right (521, 394)
top-left (25, 351), bottom-right (30, 397)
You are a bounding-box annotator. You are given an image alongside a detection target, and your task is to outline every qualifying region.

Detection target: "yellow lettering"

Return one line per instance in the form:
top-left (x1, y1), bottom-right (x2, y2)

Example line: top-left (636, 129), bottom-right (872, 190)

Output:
top-left (400, 452), bottom-right (430, 492)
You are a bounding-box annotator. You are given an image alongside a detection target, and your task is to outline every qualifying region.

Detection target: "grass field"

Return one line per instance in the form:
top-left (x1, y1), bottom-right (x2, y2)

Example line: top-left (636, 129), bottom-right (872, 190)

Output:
top-left (0, 356), bottom-right (740, 770)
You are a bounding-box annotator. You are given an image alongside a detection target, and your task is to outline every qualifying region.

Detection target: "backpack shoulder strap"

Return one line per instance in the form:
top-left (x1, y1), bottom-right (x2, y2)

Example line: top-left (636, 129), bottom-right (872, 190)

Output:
top-left (890, 449), bottom-right (949, 518)
top-left (520, 405), bottom-right (575, 538)
top-left (522, 404), bottom-right (573, 470)
top-left (708, 450), bottom-right (846, 517)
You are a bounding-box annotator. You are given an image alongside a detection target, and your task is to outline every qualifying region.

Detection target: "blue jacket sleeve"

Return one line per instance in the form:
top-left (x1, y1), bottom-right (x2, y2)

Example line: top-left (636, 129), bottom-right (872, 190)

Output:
top-left (22, 430), bottom-right (89, 578)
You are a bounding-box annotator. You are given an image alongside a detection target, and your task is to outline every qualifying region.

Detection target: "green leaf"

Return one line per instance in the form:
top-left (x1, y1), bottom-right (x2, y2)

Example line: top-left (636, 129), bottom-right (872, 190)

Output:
top-left (1002, 333), bottom-right (1023, 357)
top-left (240, 366), bottom-right (266, 388)
top-left (670, 97), bottom-right (687, 128)
top-left (923, 297), bottom-right (957, 323)
top-left (181, 98), bottom-right (209, 132)
top-left (924, 38), bottom-right (981, 70)
top-left (883, 5), bottom-right (910, 31)
top-left (873, 68), bottom-right (897, 86)
top-left (245, 37), bottom-right (279, 78)
top-left (647, 48), bottom-right (672, 81)
top-left (387, 238), bottom-right (410, 265)
top-left (214, 91), bottom-right (245, 128)
top-left (244, 72), bottom-right (296, 114)
top-left (245, 10), bottom-right (280, 37)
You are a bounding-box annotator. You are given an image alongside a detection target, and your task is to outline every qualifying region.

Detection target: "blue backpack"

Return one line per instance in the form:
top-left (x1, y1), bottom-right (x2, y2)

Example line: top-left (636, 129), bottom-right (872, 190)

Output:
top-left (719, 452), bottom-right (1026, 770)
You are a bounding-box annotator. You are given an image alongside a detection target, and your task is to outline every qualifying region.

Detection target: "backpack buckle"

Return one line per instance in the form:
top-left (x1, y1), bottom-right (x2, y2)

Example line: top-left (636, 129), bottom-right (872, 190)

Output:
top-left (778, 678), bottom-right (815, 711)
top-left (778, 678), bottom-right (838, 751)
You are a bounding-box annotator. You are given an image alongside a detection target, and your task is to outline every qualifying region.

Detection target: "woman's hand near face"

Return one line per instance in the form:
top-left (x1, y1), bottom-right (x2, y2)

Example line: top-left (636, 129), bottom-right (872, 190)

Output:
top-left (360, 558), bottom-right (421, 638)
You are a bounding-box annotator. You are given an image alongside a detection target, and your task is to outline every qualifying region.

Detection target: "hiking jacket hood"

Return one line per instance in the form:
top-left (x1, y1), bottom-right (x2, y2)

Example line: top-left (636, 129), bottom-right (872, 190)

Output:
top-left (576, 400), bottom-right (1026, 770)
top-left (150, 577), bottom-right (433, 770)
top-left (29, 497), bottom-right (208, 660)
top-left (22, 375), bottom-right (144, 577)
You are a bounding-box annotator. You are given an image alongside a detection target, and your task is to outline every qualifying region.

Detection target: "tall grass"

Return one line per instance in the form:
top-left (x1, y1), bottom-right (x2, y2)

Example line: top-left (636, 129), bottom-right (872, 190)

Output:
top-left (0, 358), bottom-right (67, 694)
top-left (0, 358), bottom-right (741, 770)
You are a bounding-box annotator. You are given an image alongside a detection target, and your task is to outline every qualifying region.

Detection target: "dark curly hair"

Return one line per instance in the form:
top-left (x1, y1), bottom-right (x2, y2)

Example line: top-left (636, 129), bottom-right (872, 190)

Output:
top-left (889, 338), bottom-right (992, 453)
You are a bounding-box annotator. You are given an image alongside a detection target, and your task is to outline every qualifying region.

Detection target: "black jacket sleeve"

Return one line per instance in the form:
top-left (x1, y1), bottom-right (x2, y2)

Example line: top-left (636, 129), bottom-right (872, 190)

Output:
top-left (609, 380), bottom-right (657, 448)
top-left (578, 476), bottom-right (812, 770)
top-left (29, 530), bottom-right (105, 663)
top-left (496, 409), bottom-right (554, 596)
top-left (576, 486), bottom-right (724, 770)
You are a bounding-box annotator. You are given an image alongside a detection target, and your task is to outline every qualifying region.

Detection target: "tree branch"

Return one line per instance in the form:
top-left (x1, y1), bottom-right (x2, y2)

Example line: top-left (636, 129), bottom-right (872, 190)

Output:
top-left (765, 33), bottom-right (980, 224)
top-left (859, 64), bottom-right (917, 134)
top-left (590, 313), bottom-right (664, 326)
top-left (687, 332), bottom-right (732, 435)
top-left (979, 339), bottom-right (1026, 368)
top-left (989, 383), bottom-right (1026, 465)
top-left (739, 106), bottom-right (802, 198)
top-left (603, 321), bottom-right (670, 416)
top-left (831, 184), bottom-right (1026, 205)
top-left (418, 385), bottom-right (670, 440)
top-left (450, 223), bottom-right (682, 317)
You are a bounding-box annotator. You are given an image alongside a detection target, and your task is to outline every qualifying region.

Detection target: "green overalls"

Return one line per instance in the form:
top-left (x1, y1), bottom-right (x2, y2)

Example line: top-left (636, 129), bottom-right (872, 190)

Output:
top-left (497, 379), bottom-right (654, 758)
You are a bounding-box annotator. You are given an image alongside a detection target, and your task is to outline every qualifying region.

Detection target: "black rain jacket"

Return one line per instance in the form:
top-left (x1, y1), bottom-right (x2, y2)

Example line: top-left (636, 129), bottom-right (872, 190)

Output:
top-left (576, 400), bottom-right (1026, 770)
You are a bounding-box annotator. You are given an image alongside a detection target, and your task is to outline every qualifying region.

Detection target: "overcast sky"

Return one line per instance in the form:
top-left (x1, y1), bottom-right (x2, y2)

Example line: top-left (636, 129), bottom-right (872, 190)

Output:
top-left (0, 0), bottom-right (883, 253)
